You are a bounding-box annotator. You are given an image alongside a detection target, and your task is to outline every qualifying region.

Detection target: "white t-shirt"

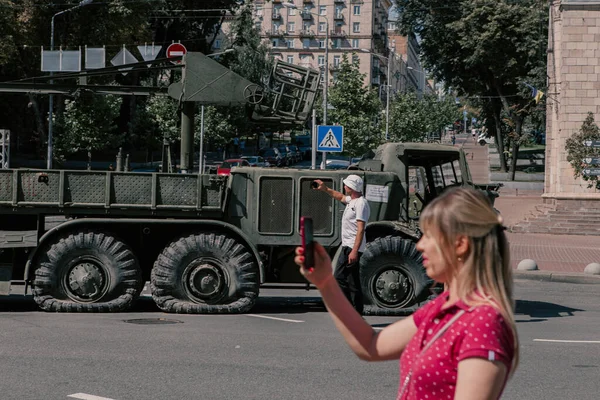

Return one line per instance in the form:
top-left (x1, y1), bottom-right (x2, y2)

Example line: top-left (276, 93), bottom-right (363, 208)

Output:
top-left (341, 196), bottom-right (370, 252)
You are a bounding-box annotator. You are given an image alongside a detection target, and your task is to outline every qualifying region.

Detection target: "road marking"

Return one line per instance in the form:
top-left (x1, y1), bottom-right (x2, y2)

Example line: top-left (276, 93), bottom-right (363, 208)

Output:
top-left (534, 339), bottom-right (600, 344)
top-left (373, 327), bottom-right (385, 331)
top-left (68, 394), bottom-right (116, 400)
top-left (246, 314), bottom-right (304, 323)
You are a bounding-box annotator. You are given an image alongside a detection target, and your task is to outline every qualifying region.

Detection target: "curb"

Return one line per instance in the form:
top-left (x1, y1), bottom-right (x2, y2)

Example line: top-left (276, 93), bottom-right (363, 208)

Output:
top-left (513, 270), bottom-right (600, 285)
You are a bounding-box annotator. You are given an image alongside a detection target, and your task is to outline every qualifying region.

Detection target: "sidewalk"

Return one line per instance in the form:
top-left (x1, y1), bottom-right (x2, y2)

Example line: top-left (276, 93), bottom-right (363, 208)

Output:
top-left (454, 133), bottom-right (600, 276)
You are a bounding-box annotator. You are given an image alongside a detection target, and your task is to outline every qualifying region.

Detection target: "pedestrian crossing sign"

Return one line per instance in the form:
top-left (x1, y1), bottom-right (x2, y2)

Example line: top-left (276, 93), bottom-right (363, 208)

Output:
top-left (317, 125), bottom-right (343, 153)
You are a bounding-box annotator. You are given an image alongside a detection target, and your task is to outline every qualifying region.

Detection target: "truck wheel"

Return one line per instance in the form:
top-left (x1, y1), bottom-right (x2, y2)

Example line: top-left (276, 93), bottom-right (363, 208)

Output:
top-left (32, 232), bottom-right (142, 312)
top-left (150, 233), bottom-right (259, 314)
top-left (360, 236), bottom-right (430, 316)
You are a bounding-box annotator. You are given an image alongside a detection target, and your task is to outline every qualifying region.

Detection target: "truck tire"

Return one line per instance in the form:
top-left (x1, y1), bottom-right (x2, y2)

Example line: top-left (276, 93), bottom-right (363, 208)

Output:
top-left (150, 233), bottom-right (259, 314)
top-left (360, 236), bottom-right (430, 316)
top-left (32, 231), bottom-right (142, 312)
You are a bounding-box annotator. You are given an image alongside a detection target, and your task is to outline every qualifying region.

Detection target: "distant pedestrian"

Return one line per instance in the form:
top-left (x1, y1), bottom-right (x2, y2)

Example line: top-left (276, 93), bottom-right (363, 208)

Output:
top-left (451, 133), bottom-right (456, 146)
top-left (294, 187), bottom-right (519, 400)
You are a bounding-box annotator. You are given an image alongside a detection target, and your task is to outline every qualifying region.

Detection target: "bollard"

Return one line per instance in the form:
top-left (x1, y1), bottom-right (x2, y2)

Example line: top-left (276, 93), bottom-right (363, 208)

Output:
top-left (517, 259), bottom-right (538, 271)
top-left (584, 263), bottom-right (600, 275)
top-left (125, 154), bottom-right (130, 172)
top-left (116, 147), bottom-right (123, 172)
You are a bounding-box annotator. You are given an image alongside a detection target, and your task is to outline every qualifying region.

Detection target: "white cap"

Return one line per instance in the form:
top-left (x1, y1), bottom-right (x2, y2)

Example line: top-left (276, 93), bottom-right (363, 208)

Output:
top-left (343, 174), bottom-right (364, 193)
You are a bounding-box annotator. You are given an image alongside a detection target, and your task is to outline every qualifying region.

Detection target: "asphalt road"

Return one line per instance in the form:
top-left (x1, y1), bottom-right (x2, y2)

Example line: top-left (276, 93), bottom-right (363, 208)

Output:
top-left (0, 280), bottom-right (597, 400)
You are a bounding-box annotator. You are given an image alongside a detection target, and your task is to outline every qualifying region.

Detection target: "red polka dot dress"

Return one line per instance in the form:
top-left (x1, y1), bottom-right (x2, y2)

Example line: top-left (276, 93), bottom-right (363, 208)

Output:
top-left (397, 292), bottom-right (515, 400)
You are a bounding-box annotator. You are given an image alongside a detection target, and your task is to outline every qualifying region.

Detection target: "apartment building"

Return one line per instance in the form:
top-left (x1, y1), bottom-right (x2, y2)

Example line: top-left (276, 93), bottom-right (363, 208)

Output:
top-left (386, 9), bottom-right (426, 95)
top-left (214, 0), bottom-right (393, 92)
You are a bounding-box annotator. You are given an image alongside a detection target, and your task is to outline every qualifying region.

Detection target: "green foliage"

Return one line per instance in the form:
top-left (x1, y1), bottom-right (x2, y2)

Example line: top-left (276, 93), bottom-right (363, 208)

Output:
top-left (54, 94), bottom-right (122, 161)
top-left (328, 54), bottom-right (382, 156)
top-left (566, 113), bottom-right (600, 190)
top-left (396, 0), bottom-right (548, 176)
top-left (388, 93), bottom-right (460, 142)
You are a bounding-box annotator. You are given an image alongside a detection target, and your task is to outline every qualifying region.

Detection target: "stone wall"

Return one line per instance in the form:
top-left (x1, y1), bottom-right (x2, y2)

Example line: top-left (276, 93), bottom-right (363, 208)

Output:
top-left (545, 0), bottom-right (600, 200)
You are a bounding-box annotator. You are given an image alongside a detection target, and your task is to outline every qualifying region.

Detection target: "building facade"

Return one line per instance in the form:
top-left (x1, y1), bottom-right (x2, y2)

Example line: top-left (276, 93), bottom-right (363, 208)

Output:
top-left (546, 0), bottom-right (600, 200)
top-left (214, 0), bottom-right (393, 93)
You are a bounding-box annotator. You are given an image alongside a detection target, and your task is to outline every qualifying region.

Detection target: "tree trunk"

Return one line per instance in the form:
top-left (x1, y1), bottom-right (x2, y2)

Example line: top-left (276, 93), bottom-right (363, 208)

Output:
top-left (492, 109), bottom-right (508, 172)
top-left (510, 117), bottom-right (523, 181)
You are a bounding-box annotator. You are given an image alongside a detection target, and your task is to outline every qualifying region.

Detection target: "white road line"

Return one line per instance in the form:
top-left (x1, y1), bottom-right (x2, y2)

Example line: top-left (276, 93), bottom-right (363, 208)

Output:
top-left (246, 314), bottom-right (304, 323)
top-left (68, 394), bottom-right (116, 400)
top-left (534, 339), bottom-right (600, 344)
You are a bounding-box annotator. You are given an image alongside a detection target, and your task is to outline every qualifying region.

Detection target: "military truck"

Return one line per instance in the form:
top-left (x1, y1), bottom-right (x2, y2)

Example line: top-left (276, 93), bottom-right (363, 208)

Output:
top-left (0, 141), bottom-right (488, 315)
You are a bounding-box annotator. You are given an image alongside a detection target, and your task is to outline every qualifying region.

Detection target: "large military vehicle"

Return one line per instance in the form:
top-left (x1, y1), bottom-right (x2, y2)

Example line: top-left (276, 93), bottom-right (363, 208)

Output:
top-left (0, 140), bottom-right (489, 315)
top-left (0, 52), bottom-right (496, 315)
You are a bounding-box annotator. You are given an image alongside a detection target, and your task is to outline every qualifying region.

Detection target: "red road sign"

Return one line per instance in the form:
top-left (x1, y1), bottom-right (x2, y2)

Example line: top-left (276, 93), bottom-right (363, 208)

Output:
top-left (166, 43), bottom-right (187, 63)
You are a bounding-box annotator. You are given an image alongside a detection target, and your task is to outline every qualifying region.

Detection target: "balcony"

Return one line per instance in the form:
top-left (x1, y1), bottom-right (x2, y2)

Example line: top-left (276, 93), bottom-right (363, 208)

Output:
top-left (272, 12), bottom-right (282, 20)
top-left (266, 29), bottom-right (286, 37)
top-left (334, 13), bottom-right (345, 21)
top-left (330, 64), bottom-right (341, 71)
top-left (301, 11), bottom-right (313, 20)
top-left (300, 29), bottom-right (315, 38)
top-left (334, 0), bottom-right (346, 3)
top-left (330, 29), bottom-right (346, 38)
top-left (350, 0), bottom-right (363, 3)
top-left (303, 0), bottom-right (313, 3)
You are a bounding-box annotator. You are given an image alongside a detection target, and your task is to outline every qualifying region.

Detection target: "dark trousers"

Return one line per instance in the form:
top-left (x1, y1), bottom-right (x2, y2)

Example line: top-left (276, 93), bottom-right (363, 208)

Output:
top-left (334, 246), bottom-right (363, 314)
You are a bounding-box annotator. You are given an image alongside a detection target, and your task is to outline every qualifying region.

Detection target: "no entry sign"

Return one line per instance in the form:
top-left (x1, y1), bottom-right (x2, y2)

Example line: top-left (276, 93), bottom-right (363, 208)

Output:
top-left (166, 43), bottom-right (187, 64)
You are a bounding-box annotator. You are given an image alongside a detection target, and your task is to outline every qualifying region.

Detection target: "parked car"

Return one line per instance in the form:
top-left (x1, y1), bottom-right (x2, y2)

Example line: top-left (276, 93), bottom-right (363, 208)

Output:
top-left (242, 156), bottom-right (267, 167)
top-left (217, 159), bottom-right (251, 175)
top-left (258, 147), bottom-right (285, 167)
top-left (325, 159), bottom-right (351, 170)
top-left (294, 135), bottom-right (312, 160)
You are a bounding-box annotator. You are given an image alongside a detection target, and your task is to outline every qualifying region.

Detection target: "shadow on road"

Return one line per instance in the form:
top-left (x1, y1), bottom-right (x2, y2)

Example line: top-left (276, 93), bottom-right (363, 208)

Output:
top-left (515, 300), bottom-right (582, 319)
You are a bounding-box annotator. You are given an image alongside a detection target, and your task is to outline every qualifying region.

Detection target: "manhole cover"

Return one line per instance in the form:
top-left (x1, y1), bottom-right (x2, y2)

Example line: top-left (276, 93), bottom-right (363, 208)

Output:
top-left (123, 318), bottom-right (183, 325)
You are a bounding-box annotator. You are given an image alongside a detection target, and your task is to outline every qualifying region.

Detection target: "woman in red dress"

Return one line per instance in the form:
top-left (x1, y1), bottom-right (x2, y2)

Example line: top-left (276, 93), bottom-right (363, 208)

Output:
top-left (295, 187), bottom-right (519, 400)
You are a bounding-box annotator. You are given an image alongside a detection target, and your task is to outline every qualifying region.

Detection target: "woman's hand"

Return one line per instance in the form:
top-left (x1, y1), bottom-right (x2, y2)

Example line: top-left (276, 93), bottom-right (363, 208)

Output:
top-left (294, 242), bottom-right (334, 289)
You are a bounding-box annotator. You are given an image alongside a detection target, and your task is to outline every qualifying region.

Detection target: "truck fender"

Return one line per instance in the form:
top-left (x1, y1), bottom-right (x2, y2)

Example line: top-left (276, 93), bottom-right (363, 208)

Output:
top-left (365, 221), bottom-right (420, 243)
top-left (25, 218), bottom-right (265, 285)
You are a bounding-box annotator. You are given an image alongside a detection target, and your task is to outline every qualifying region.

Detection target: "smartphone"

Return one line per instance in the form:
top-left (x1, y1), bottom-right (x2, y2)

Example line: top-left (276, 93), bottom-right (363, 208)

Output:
top-left (300, 216), bottom-right (315, 269)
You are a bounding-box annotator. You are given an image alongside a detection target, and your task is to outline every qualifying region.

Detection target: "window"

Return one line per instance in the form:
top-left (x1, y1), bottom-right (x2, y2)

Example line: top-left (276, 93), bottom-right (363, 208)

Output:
top-left (352, 55), bottom-right (359, 65)
top-left (288, 39), bottom-right (295, 48)
top-left (333, 55), bottom-right (341, 67)
top-left (318, 55), bottom-right (325, 66)
top-left (352, 39), bottom-right (359, 48)
top-left (288, 22), bottom-right (295, 32)
top-left (332, 38), bottom-right (341, 49)
top-left (319, 22), bottom-right (326, 32)
top-left (319, 39), bottom-right (325, 49)
top-left (255, 22), bottom-right (262, 31)
top-left (274, 22), bottom-right (281, 31)
top-left (272, 39), bottom-right (278, 47)
top-left (353, 22), bottom-right (360, 33)
top-left (303, 39), bottom-right (310, 48)
top-left (303, 23), bottom-right (311, 31)
top-left (287, 55), bottom-right (294, 64)
top-left (256, 5), bottom-right (263, 16)
top-left (214, 40), bottom-right (221, 49)
top-left (289, 7), bottom-right (296, 16)
top-left (335, 6), bottom-right (343, 17)
top-left (353, 5), bottom-right (361, 15)
top-left (319, 5), bottom-right (326, 15)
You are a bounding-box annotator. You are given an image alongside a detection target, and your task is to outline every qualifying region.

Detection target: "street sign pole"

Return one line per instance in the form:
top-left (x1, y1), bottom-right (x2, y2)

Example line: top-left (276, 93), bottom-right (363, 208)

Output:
top-left (311, 109), bottom-right (317, 170)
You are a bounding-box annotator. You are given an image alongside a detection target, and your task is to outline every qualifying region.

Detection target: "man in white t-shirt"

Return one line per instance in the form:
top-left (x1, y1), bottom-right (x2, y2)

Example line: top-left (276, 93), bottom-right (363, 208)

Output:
top-left (313, 174), bottom-right (370, 313)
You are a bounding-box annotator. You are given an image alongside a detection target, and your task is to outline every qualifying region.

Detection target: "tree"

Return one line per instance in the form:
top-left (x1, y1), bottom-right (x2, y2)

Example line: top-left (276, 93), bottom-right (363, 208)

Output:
top-left (397, 0), bottom-right (548, 178)
top-left (566, 113), bottom-right (600, 190)
top-left (327, 54), bottom-right (382, 156)
top-left (54, 94), bottom-right (122, 167)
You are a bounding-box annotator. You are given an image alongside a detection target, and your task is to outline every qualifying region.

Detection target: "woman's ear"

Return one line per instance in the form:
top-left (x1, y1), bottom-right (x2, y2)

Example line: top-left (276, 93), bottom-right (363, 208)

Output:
top-left (455, 235), bottom-right (469, 259)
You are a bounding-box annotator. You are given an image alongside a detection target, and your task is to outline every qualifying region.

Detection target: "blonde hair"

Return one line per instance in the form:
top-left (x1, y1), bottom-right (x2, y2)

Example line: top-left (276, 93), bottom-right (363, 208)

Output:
top-left (419, 187), bottom-right (519, 375)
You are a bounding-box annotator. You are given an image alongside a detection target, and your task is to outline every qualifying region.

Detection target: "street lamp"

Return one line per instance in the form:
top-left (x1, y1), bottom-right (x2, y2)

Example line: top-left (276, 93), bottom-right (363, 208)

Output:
top-left (47, 0), bottom-right (94, 169)
top-left (361, 48), bottom-right (393, 141)
top-left (282, 2), bottom-right (328, 169)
